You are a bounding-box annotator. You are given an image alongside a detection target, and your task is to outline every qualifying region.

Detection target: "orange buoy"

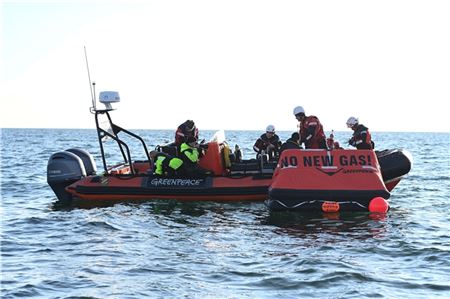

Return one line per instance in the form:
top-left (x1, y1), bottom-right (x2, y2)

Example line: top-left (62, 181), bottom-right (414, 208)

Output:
top-left (322, 201), bottom-right (340, 213)
top-left (368, 197), bottom-right (389, 213)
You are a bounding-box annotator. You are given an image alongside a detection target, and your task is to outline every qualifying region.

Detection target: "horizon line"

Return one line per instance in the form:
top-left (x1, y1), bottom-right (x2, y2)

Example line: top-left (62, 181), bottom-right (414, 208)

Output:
top-left (1, 127), bottom-right (449, 134)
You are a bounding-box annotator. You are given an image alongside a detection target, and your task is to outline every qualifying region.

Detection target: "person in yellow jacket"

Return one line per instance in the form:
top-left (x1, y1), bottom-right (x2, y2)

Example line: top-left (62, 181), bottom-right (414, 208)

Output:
top-left (180, 136), bottom-right (211, 177)
top-left (150, 151), bottom-right (184, 176)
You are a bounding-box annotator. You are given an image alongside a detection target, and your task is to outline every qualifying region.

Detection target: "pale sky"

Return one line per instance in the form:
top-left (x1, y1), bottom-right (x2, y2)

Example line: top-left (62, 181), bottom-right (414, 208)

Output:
top-left (2, 0), bottom-right (450, 132)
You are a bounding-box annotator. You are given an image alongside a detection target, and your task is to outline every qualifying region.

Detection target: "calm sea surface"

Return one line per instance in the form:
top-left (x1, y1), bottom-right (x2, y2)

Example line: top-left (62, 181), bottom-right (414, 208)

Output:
top-left (1, 128), bottom-right (449, 298)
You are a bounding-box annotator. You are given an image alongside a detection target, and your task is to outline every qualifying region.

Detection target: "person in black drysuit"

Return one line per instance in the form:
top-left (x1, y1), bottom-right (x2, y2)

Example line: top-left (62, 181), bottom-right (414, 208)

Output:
top-left (150, 151), bottom-right (185, 177)
top-left (279, 132), bottom-right (302, 154)
top-left (253, 125), bottom-right (280, 160)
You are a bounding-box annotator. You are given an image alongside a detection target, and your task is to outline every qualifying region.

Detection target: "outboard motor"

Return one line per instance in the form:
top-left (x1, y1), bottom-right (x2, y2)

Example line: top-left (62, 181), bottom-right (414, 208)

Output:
top-left (47, 151), bottom-right (87, 203)
top-left (65, 148), bottom-right (97, 175)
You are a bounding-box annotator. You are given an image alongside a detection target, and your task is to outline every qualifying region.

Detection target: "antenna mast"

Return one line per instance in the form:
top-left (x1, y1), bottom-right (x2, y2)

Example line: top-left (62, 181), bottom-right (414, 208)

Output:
top-left (84, 46), bottom-right (96, 111)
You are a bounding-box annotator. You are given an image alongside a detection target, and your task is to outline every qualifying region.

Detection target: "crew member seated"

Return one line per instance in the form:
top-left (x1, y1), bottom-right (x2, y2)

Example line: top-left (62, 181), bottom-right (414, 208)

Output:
top-left (180, 136), bottom-right (212, 177)
top-left (326, 131), bottom-right (342, 150)
top-left (150, 151), bottom-right (184, 176)
top-left (175, 120), bottom-right (199, 146)
top-left (280, 132), bottom-right (302, 154)
top-left (253, 125), bottom-right (280, 160)
top-left (234, 144), bottom-right (243, 163)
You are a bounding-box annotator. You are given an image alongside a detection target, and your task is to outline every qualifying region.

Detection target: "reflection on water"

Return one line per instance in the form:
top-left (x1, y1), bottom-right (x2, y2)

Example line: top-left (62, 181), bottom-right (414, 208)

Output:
top-left (264, 211), bottom-right (388, 240)
top-left (52, 198), bottom-right (394, 244)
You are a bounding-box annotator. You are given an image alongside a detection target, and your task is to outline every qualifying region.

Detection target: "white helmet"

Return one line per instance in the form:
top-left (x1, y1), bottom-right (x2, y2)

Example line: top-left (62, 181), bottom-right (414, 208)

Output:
top-left (346, 116), bottom-right (359, 128)
top-left (293, 106), bottom-right (305, 116)
top-left (266, 124), bottom-right (275, 133)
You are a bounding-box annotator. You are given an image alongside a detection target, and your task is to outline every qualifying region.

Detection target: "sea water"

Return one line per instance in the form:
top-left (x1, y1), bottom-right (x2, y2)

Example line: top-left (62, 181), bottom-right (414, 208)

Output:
top-left (1, 128), bottom-right (449, 298)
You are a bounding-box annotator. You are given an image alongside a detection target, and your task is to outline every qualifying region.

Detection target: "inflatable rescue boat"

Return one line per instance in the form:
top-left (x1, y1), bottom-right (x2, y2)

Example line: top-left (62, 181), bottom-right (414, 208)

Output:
top-left (47, 90), bottom-right (411, 211)
top-left (47, 91), bottom-right (276, 206)
top-left (266, 149), bottom-right (411, 212)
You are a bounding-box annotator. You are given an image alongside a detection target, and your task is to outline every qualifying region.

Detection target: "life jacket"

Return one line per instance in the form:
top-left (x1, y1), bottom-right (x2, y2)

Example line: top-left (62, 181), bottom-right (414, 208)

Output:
top-left (299, 115), bottom-right (326, 149)
top-left (154, 153), bottom-right (183, 176)
top-left (326, 135), bottom-right (341, 150)
top-left (326, 137), bottom-right (334, 150)
top-left (180, 143), bottom-right (200, 165)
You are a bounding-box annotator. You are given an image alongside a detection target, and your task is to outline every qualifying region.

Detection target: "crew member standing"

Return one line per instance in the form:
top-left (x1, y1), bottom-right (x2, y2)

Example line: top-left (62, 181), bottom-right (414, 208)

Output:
top-left (346, 117), bottom-right (374, 150)
top-left (293, 106), bottom-right (327, 149)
